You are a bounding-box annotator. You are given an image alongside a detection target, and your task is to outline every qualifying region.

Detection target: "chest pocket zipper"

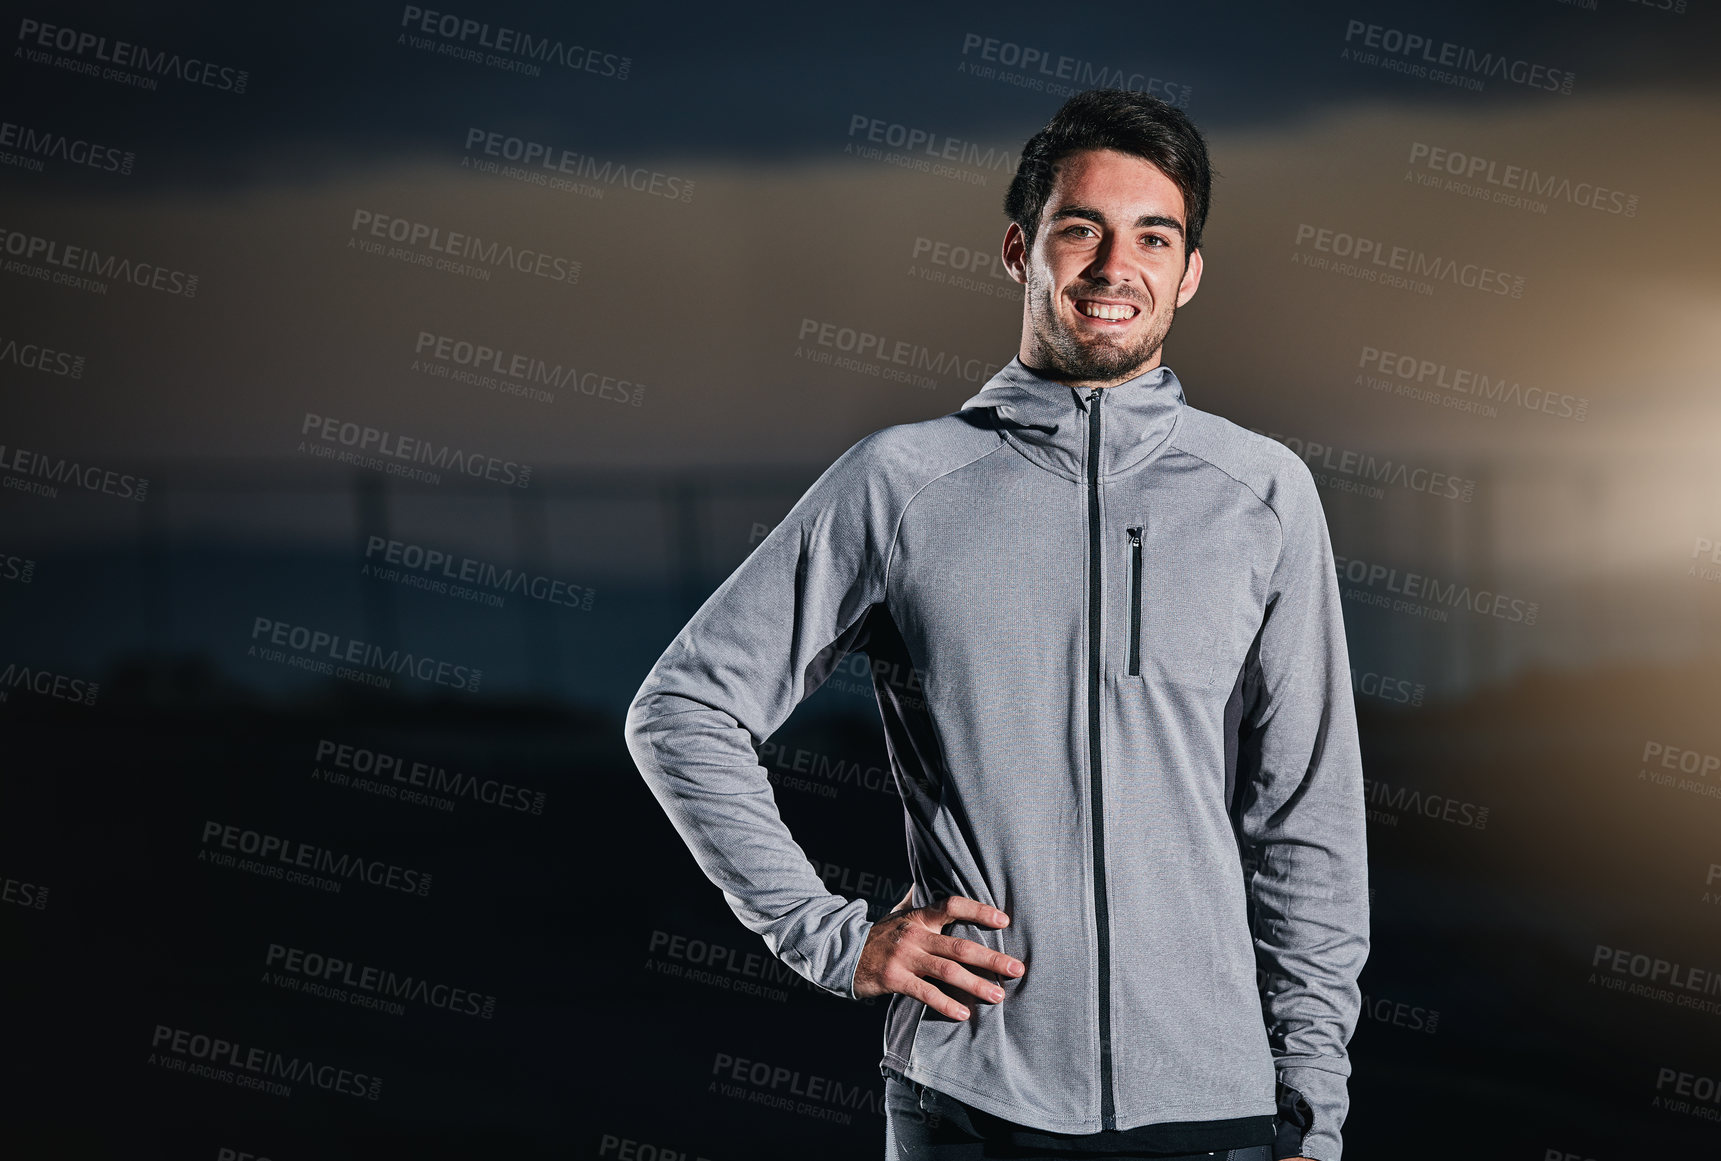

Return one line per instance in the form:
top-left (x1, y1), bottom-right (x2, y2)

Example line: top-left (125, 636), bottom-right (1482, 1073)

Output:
top-left (1126, 526), bottom-right (1143, 676)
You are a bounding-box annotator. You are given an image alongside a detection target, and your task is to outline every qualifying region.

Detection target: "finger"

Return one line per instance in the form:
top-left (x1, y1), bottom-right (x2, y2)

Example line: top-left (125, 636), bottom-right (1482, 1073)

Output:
top-left (897, 974), bottom-right (971, 1021)
top-left (924, 933), bottom-right (1025, 978)
top-left (920, 895), bottom-right (1010, 930)
top-left (890, 884), bottom-right (915, 914)
top-left (910, 950), bottom-right (1009, 1005)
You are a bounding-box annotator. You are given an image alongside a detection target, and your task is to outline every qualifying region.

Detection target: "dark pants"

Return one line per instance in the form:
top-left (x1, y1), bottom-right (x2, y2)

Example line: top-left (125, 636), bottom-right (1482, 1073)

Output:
top-left (884, 1073), bottom-right (1275, 1161)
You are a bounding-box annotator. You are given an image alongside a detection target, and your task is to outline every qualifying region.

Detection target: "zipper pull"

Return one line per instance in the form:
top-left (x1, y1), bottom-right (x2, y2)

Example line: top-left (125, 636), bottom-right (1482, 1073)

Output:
top-left (1087, 388), bottom-right (1101, 406)
top-left (1127, 526), bottom-right (1141, 547)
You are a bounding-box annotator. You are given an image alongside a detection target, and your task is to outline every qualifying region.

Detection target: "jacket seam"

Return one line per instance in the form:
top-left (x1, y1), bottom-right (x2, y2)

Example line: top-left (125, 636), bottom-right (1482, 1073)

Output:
top-left (710, 438), bottom-right (1006, 740)
top-left (997, 427), bottom-right (1084, 483)
top-left (876, 438), bottom-right (1006, 1032)
top-left (1164, 442), bottom-right (1301, 634)
top-left (881, 440), bottom-right (1011, 593)
top-left (1164, 441), bottom-right (1288, 544)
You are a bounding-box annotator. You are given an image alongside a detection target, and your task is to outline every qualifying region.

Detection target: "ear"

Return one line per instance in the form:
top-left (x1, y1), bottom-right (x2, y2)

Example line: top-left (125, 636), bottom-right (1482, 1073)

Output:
top-left (1175, 245), bottom-right (1203, 307)
top-left (1002, 221), bottom-right (1029, 285)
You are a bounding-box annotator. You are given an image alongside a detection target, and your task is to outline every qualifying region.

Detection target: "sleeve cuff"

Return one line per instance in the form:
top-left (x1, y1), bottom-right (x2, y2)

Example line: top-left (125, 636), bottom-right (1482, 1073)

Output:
top-left (779, 896), bottom-right (873, 1000)
top-left (835, 916), bottom-right (874, 1000)
top-left (1273, 1064), bottom-right (1349, 1161)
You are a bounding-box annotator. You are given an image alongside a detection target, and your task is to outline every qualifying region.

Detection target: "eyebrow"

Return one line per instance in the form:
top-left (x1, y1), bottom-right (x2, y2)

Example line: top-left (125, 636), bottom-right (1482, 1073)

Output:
top-left (1047, 205), bottom-right (1184, 235)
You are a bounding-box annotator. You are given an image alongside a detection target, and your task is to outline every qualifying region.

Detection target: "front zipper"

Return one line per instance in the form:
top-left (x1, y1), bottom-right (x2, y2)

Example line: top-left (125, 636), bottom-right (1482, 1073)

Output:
top-left (1084, 387), bottom-right (1116, 1129)
top-left (1126, 526), bottom-right (1143, 676)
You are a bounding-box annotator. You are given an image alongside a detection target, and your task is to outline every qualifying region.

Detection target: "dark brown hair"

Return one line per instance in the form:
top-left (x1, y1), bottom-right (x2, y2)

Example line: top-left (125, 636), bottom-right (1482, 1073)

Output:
top-left (1004, 89), bottom-right (1214, 258)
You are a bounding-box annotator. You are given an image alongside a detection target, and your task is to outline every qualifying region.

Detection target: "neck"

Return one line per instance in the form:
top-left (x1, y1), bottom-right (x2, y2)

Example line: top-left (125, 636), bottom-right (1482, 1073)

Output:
top-left (1017, 349), bottom-right (1165, 392)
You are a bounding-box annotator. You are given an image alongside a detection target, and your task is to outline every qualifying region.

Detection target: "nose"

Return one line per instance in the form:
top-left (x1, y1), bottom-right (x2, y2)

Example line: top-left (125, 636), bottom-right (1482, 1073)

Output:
top-left (1083, 230), bottom-right (1135, 288)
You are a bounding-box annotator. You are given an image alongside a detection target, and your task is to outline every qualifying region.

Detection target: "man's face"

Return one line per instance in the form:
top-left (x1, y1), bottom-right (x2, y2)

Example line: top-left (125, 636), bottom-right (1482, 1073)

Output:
top-left (1004, 147), bottom-right (1203, 388)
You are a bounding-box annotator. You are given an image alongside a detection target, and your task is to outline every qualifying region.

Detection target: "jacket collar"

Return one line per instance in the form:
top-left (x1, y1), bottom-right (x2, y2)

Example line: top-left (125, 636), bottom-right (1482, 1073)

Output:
top-left (960, 356), bottom-right (1186, 481)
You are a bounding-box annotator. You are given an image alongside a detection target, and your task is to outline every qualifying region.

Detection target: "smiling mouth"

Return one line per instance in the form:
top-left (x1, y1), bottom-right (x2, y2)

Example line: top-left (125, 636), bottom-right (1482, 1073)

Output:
top-left (1074, 298), bottom-right (1141, 322)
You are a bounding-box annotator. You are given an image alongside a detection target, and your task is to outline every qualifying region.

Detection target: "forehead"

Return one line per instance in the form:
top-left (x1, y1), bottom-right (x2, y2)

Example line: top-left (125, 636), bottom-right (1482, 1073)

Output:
top-left (1043, 148), bottom-right (1185, 222)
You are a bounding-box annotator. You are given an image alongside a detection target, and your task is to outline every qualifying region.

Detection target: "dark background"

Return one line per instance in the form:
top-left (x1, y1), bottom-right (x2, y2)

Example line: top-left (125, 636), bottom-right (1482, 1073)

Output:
top-left (3, 1), bottom-right (1720, 1158)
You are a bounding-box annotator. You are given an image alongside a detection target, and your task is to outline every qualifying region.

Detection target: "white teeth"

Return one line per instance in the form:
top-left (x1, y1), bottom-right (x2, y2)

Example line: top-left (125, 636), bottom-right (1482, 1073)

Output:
top-left (1078, 301), bottom-right (1137, 320)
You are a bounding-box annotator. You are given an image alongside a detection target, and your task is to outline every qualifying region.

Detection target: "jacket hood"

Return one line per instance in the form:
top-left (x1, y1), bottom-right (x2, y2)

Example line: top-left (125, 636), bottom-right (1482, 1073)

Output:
top-left (960, 356), bottom-right (1186, 481)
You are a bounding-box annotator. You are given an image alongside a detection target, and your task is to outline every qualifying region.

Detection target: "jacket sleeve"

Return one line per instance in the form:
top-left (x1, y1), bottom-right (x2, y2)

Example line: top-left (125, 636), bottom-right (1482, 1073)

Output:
top-left (622, 435), bottom-right (891, 1000)
top-left (1235, 459), bottom-right (1371, 1161)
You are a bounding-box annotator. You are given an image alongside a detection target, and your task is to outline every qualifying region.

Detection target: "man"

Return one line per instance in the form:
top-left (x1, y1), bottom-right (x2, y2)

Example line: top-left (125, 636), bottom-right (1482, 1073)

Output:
top-left (624, 89), bottom-right (1368, 1161)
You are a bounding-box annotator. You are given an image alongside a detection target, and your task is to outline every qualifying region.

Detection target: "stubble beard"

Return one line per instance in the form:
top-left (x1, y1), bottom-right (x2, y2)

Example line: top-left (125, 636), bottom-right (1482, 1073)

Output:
top-left (1027, 272), bottom-right (1177, 385)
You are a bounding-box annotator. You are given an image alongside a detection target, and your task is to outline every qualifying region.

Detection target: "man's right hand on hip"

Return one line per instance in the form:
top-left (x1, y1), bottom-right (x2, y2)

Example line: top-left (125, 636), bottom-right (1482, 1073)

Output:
top-left (853, 893), bottom-right (1025, 1020)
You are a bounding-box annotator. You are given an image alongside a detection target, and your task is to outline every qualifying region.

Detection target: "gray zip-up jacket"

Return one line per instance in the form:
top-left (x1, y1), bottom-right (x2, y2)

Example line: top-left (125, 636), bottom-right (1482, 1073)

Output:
top-left (624, 357), bottom-right (1369, 1161)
